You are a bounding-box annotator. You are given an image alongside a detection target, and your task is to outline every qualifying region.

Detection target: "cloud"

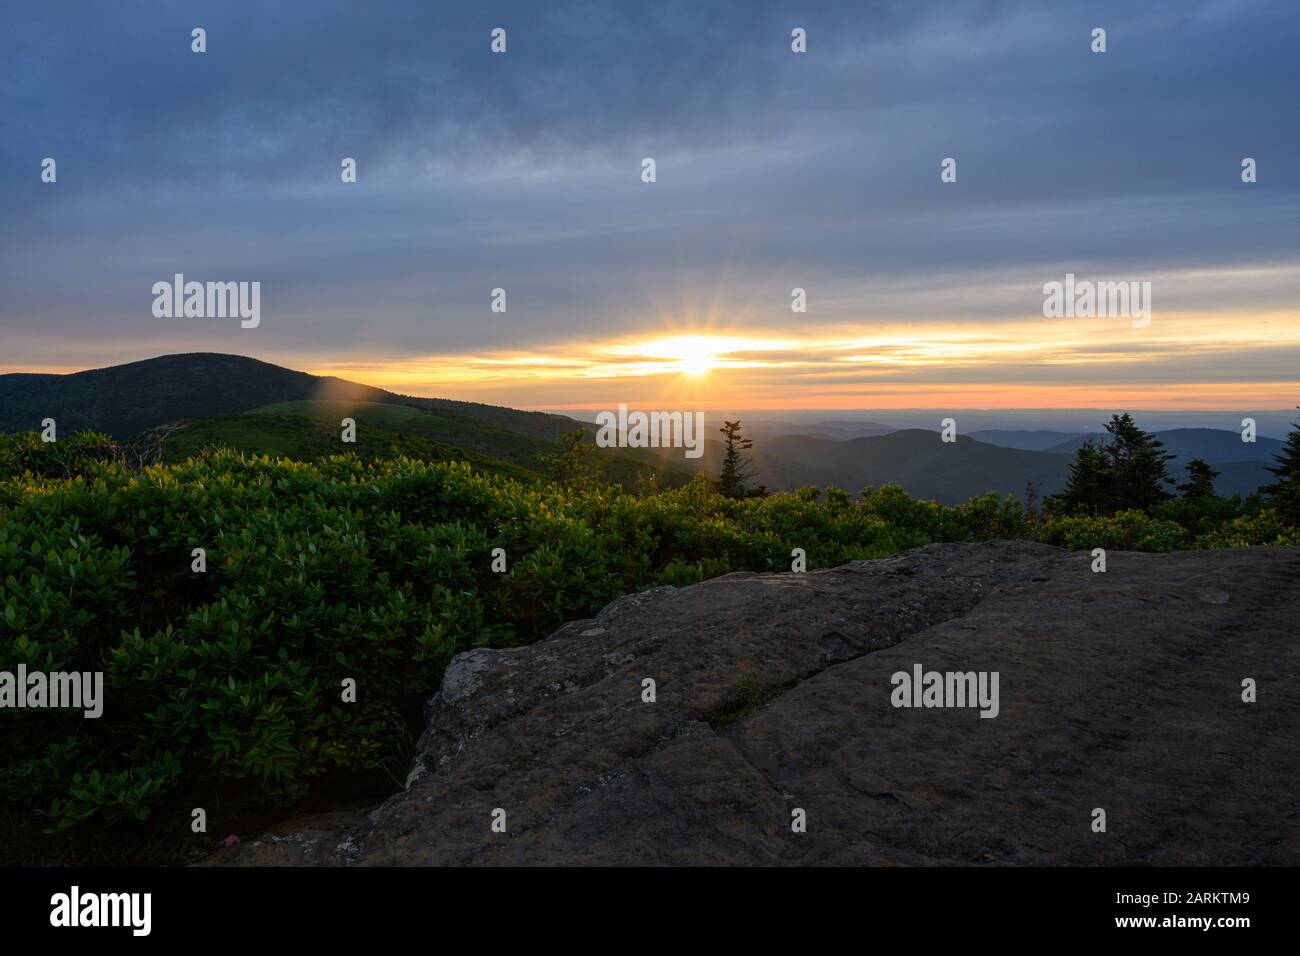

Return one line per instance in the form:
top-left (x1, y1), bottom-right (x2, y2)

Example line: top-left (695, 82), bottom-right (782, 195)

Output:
top-left (1, 0), bottom-right (1298, 408)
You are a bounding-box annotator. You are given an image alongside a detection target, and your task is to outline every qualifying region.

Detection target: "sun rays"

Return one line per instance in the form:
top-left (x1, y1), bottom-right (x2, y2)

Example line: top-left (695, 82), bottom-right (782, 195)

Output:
top-left (299, 300), bottom-right (1300, 411)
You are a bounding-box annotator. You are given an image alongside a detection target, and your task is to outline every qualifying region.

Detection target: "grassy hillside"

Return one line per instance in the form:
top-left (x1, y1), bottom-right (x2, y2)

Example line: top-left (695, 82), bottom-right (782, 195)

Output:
top-left (166, 401), bottom-right (693, 491)
top-left (164, 411), bottom-right (541, 483)
top-left (251, 400), bottom-right (560, 472)
top-left (391, 395), bottom-right (585, 441)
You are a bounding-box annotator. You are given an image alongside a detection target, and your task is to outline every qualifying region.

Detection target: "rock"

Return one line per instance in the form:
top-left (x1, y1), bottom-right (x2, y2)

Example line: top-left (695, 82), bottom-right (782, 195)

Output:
top-left (199, 809), bottom-right (370, 866)
top-left (208, 540), bottom-right (1300, 866)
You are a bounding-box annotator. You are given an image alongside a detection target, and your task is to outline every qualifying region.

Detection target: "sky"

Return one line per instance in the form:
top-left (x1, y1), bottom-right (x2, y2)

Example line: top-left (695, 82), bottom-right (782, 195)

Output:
top-left (2, 0), bottom-right (1298, 413)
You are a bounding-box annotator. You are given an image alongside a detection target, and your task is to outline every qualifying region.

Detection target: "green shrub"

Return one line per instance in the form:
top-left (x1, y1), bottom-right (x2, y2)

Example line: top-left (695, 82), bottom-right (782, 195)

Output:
top-left (1193, 509), bottom-right (1300, 547)
top-left (1037, 509), bottom-right (1192, 552)
top-left (0, 430), bottom-right (121, 479)
top-left (0, 440), bottom-right (1290, 863)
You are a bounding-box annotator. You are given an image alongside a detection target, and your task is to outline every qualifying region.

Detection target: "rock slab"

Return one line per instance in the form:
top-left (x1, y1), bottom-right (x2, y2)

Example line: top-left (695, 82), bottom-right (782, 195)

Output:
top-left (208, 541), bottom-right (1300, 866)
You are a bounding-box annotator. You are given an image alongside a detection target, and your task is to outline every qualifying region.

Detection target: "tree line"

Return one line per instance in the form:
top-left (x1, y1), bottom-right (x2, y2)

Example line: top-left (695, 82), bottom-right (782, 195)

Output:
top-left (1049, 410), bottom-right (1300, 524)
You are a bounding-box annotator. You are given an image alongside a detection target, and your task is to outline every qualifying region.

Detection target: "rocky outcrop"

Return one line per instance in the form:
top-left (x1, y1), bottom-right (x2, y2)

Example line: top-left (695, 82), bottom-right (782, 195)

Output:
top-left (207, 541), bottom-right (1300, 866)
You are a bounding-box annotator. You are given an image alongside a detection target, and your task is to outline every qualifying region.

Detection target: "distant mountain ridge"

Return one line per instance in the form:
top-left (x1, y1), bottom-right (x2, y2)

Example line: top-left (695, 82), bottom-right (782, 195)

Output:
top-left (967, 430), bottom-right (1089, 451)
top-left (627, 427), bottom-right (1279, 503)
top-left (1043, 427), bottom-right (1285, 464)
top-left (627, 430), bottom-right (1073, 504)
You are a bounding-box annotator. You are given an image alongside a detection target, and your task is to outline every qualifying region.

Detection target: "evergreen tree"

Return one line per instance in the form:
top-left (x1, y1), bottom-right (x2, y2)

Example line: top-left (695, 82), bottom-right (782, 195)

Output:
top-left (717, 420), bottom-right (755, 498)
top-left (1101, 412), bottom-right (1175, 511)
top-left (1050, 440), bottom-right (1111, 515)
top-left (1262, 409), bottom-right (1300, 525)
top-left (1049, 413), bottom-right (1175, 515)
top-left (1178, 458), bottom-right (1218, 500)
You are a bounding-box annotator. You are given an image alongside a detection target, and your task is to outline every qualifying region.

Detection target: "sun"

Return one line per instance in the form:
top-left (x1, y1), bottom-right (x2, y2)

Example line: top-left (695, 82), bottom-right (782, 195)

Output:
top-left (606, 333), bottom-right (759, 379)
top-left (658, 335), bottom-right (722, 377)
top-left (677, 345), bottom-right (717, 377)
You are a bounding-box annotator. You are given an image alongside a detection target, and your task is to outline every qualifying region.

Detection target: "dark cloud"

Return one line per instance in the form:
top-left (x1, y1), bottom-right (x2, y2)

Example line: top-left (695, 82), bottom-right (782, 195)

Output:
top-left (1, 0), bottom-right (1298, 371)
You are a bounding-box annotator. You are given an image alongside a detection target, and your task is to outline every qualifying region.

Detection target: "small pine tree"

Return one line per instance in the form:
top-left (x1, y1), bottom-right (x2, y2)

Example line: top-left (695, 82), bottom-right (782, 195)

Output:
top-left (1050, 440), bottom-right (1111, 516)
top-left (1024, 480), bottom-right (1043, 521)
top-left (1262, 408), bottom-right (1300, 525)
top-left (1178, 458), bottom-right (1218, 500)
top-left (539, 428), bottom-right (597, 489)
top-left (717, 420), bottom-right (755, 498)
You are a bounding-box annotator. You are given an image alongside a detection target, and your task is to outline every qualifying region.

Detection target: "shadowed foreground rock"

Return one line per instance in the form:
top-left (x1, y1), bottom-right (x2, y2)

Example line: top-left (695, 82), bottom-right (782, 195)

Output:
top-left (208, 541), bottom-right (1300, 866)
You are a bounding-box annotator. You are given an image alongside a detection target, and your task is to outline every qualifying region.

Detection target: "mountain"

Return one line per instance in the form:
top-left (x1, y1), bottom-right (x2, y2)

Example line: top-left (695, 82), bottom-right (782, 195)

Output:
top-left (757, 431), bottom-right (1073, 503)
top-left (1043, 427), bottom-right (1285, 464)
top-left (589, 417), bottom-right (898, 443)
top-left (1, 353), bottom-right (379, 438)
top-left (630, 425), bottom-right (1281, 503)
top-left (0, 352), bottom-right (581, 441)
top-left (967, 429), bottom-right (1089, 451)
top-left (784, 419), bottom-right (897, 439)
top-left (0, 354), bottom-right (693, 489)
top-left (622, 430), bottom-right (1073, 504)
top-left (1200, 460), bottom-right (1284, 498)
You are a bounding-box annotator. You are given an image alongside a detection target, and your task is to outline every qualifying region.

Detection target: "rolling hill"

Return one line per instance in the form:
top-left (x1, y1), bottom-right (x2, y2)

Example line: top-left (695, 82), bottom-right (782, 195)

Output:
top-left (251, 400), bottom-right (561, 472)
top-left (162, 401), bottom-right (694, 490)
top-left (0, 352), bottom-right (581, 441)
top-left (0, 354), bottom-right (693, 490)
